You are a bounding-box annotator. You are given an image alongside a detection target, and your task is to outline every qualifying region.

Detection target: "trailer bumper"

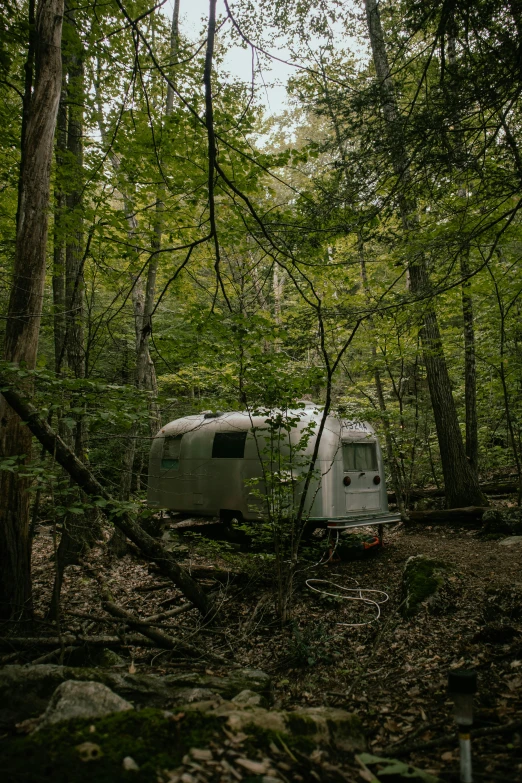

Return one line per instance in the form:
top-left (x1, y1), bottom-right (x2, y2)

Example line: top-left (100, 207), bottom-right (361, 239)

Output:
top-left (326, 512), bottom-right (401, 531)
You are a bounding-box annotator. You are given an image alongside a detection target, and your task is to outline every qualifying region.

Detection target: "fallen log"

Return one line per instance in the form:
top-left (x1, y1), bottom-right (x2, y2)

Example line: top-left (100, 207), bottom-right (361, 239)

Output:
top-left (189, 567), bottom-right (247, 585)
top-left (30, 646), bottom-right (78, 665)
top-left (135, 582), bottom-right (174, 593)
top-left (102, 601), bottom-right (227, 664)
top-left (143, 601), bottom-right (201, 624)
top-left (0, 373), bottom-right (213, 619)
top-left (70, 603), bottom-right (200, 626)
top-left (0, 634), bottom-right (158, 649)
top-left (406, 506), bottom-right (489, 524)
top-left (389, 480), bottom-right (519, 502)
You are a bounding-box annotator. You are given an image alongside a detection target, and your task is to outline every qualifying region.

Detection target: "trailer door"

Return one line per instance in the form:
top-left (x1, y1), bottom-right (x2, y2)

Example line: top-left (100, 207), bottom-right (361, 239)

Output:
top-left (342, 441), bottom-right (381, 512)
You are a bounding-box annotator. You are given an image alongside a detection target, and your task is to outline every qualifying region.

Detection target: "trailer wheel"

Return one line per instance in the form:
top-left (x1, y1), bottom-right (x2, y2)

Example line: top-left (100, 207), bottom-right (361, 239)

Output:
top-left (219, 510), bottom-right (251, 549)
top-left (219, 510), bottom-right (244, 527)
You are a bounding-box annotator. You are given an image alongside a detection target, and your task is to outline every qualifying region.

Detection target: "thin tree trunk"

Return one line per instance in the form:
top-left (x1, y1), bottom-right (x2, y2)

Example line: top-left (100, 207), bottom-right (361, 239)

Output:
top-left (49, 12), bottom-right (91, 616)
top-left (446, 31), bottom-right (479, 475)
top-left (363, 0), bottom-right (485, 508)
top-left (487, 258), bottom-right (522, 504)
top-left (460, 249), bottom-right (479, 472)
top-left (114, 0), bottom-right (182, 555)
top-left (64, 10), bottom-right (84, 384)
top-left (16, 0), bottom-right (36, 229)
top-left (359, 238), bottom-right (405, 512)
top-left (318, 58), bottom-right (405, 510)
top-left (137, 0), bottom-right (181, 434)
top-left (53, 83), bottom-right (67, 375)
top-left (0, 0), bottom-right (64, 621)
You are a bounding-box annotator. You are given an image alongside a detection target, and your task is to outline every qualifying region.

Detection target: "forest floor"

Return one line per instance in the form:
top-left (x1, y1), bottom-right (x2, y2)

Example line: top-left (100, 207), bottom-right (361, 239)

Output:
top-left (10, 515), bottom-right (522, 781)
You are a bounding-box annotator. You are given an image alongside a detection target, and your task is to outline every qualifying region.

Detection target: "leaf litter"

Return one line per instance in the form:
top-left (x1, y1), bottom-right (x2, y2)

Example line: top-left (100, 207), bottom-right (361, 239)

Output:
top-left (16, 517), bottom-right (522, 780)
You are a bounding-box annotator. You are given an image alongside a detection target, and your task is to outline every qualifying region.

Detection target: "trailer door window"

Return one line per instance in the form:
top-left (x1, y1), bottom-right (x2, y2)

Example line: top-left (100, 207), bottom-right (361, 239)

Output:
top-left (212, 431), bottom-right (247, 458)
top-left (342, 442), bottom-right (377, 471)
top-left (162, 434), bottom-right (183, 470)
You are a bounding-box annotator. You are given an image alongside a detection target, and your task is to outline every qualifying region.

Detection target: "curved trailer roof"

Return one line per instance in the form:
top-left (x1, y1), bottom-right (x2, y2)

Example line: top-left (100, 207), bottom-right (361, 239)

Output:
top-left (155, 402), bottom-right (377, 453)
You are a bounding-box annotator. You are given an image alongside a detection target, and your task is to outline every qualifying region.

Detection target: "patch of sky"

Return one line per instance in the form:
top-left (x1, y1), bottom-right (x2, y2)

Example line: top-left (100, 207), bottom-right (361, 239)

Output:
top-left (163, 0), bottom-right (368, 129)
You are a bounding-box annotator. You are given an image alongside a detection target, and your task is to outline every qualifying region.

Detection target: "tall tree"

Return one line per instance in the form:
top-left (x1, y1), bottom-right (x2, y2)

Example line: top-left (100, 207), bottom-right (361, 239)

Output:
top-left (446, 26), bottom-right (479, 475)
top-left (363, 0), bottom-right (485, 508)
top-left (0, 0), bottom-right (64, 620)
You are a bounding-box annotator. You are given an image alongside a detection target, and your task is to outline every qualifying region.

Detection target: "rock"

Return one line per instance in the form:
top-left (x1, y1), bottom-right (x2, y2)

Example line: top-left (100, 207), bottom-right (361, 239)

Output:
top-left (286, 706), bottom-right (365, 752)
top-left (190, 748), bottom-right (213, 761)
top-left (2, 700), bottom-right (366, 781)
top-left (481, 509), bottom-right (522, 538)
top-left (96, 648), bottom-right (126, 667)
top-left (36, 680), bottom-right (133, 729)
top-left (236, 757), bottom-right (268, 774)
top-left (0, 664), bottom-right (271, 727)
top-left (198, 701), bottom-right (365, 752)
top-left (401, 555), bottom-right (452, 618)
top-left (499, 536), bottom-right (522, 546)
top-left (473, 624), bottom-right (519, 644)
top-left (63, 646), bottom-right (126, 668)
top-left (122, 756), bottom-right (140, 771)
top-left (174, 687), bottom-right (222, 704)
top-left (231, 689), bottom-right (266, 707)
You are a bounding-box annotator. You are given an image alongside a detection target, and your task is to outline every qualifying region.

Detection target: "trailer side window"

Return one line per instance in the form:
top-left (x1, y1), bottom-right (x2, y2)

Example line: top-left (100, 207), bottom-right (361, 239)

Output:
top-left (162, 434), bottom-right (183, 470)
top-left (212, 431), bottom-right (247, 458)
top-left (342, 442), bottom-right (377, 471)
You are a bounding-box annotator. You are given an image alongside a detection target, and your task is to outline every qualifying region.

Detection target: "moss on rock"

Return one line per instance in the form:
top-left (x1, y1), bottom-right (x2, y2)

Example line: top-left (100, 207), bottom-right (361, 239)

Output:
top-left (480, 509), bottom-right (522, 538)
top-left (0, 699), bottom-right (365, 782)
top-left (0, 708), bottom-right (216, 783)
top-left (0, 665), bottom-right (272, 728)
top-left (401, 555), bottom-right (450, 618)
top-left (0, 708), bottom-right (225, 783)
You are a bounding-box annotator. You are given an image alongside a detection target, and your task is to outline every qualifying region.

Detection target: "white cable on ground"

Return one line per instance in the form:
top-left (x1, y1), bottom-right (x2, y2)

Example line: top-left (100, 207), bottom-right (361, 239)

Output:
top-left (306, 577), bottom-right (389, 627)
top-left (304, 531), bottom-right (389, 627)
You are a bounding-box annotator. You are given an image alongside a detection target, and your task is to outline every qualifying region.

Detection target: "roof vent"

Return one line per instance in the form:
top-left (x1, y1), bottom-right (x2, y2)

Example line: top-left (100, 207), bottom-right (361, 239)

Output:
top-left (203, 411), bottom-right (223, 419)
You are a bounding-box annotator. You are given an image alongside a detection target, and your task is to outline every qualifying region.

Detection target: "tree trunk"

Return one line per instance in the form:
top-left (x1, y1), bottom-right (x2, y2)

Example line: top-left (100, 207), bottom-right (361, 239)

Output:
top-left (460, 249), bottom-right (479, 473)
top-left (363, 0), bottom-right (485, 508)
top-left (446, 31), bottom-right (479, 476)
top-left (49, 12), bottom-right (94, 617)
top-left (52, 82), bottom-right (67, 374)
top-left (16, 0), bottom-right (36, 229)
top-left (319, 57), bottom-right (405, 511)
top-left (359, 239), bottom-right (405, 512)
top-left (136, 0), bottom-right (181, 435)
top-left (0, 0), bottom-right (64, 621)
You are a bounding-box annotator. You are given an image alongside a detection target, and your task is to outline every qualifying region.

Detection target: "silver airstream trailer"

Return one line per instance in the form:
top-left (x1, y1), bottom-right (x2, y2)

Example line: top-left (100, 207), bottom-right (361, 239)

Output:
top-left (147, 402), bottom-right (399, 532)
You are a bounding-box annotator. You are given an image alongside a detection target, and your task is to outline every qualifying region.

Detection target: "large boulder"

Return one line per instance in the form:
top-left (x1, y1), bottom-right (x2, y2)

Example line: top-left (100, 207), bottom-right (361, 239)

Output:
top-left (36, 681), bottom-right (133, 729)
top-left (0, 664), bottom-right (271, 728)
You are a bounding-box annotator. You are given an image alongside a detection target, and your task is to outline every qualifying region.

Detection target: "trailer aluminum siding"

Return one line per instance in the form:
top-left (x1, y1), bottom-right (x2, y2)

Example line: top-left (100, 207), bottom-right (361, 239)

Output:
top-left (147, 406), bottom-right (395, 525)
